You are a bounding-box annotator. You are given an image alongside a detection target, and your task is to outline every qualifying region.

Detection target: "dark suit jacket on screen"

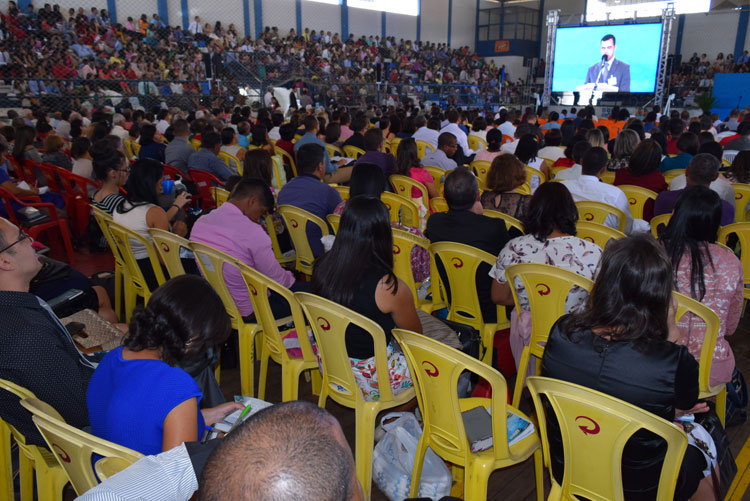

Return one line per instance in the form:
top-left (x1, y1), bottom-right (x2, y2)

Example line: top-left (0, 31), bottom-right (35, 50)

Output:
top-left (585, 58), bottom-right (630, 92)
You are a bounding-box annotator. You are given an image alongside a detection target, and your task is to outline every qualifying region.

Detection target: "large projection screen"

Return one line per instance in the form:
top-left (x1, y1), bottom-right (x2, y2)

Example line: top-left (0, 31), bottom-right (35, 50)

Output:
top-left (551, 23), bottom-right (663, 93)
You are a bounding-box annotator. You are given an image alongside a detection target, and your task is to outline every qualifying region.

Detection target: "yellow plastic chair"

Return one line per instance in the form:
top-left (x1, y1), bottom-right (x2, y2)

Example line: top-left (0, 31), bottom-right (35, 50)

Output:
top-left (526, 376), bottom-right (688, 501)
top-left (188, 242), bottom-right (261, 397)
top-left (271, 155), bottom-right (287, 189)
top-left (718, 223), bottom-right (750, 304)
top-left (129, 141), bottom-right (141, 157)
top-left (381, 192), bottom-right (420, 228)
top-left (210, 186), bottom-right (230, 207)
top-left (19, 398), bottom-right (142, 496)
top-left (392, 227), bottom-right (434, 312)
top-left (575, 201), bottom-right (627, 233)
top-left (392, 329), bottom-right (543, 501)
top-left (618, 185), bottom-right (657, 220)
top-left (468, 135), bottom-right (487, 151)
top-left (326, 143), bottom-right (344, 159)
top-left (390, 174), bottom-right (429, 213)
top-left (293, 134), bottom-right (303, 143)
top-left (265, 214), bottom-right (295, 267)
top-left (416, 140), bottom-right (435, 159)
top-left (673, 290), bottom-right (727, 425)
top-left (274, 146), bottom-right (298, 178)
top-left (239, 265), bottom-right (321, 402)
top-left (147, 228), bottom-right (190, 279)
top-left (550, 165), bottom-right (569, 179)
top-left (107, 221), bottom-right (166, 322)
top-left (218, 151), bottom-right (242, 174)
top-left (429, 241), bottom-right (510, 364)
top-left (326, 213), bottom-right (340, 234)
top-left (600, 170), bottom-right (615, 185)
top-left (294, 292), bottom-right (416, 499)
top-left (91, 207), bottom-right (125, 321)
top-left (429, 196), bottom-right (448, 213)
top-left (332, 184), bottom-right (350, 200)
top-left (664, 169), bottom-right (686, 185)
top-left (517, 182), bottom-right (532, 195)
top-left (423, 165), bottom-right (445, 187)
top-left (277, 205), bottom-right (330, 277)
top-left (484, 209), bottom-right (525, 235)
top-left (575, 221), bottom-right (626, 250)
top-left (122, 138), bottom-right (135, 158)
top-left (471, 160), bottom-right (491, 185)
top-left (0, 379), bottom-right (68, 501)
top-left (504, 263), bottom-right (594, 407)
top-left (650, 213), bottom-right (671, 238)
top-left (343, 145), bottom-right (365, 159)
top-left (189, 138), bottom-right (201, 150)
top-left (388, 137), bottom-right (402, 155)
top-left (525, 165), bottom-right (547, 185)
top-left (732, 183), bottom-right (750, 222)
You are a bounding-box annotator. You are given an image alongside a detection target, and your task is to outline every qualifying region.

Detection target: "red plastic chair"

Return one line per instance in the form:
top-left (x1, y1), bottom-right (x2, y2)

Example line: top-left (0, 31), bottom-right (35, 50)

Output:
top-left (162, 164), bottom-right (189, 182)
top-left (56, 169), bottom-right (102, 239)
top-left (29, 162), bottom-right (65, 195)
top-left (187, 169), bottom-right (224, 209)
top-left (6, 157), bottom-right (28, 183)
top-left (0, 187), bottom-right (75, 265)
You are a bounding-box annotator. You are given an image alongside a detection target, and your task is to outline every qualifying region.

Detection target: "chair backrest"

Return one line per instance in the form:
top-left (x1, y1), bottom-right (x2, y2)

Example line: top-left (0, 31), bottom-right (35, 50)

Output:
top-left (429, 196), bottom-right (449, 213)
top-left (326, 213), bottom-right (340, 234)
top-left (550, 165), bottom-right (569, 179)
top-left (429, 241), bottom-right (499, 332)
top-left (415, 140), bottom-right (435, 159)
top-left (130, 141), bottom-right (141, 156)
top-left (423, 165), bottom-right (445, 187)
top-left (718, 222), bottom-right (750, 288)
top-left (0, 378), bottom-right (38, 444)
top-left (484, 209), bottom-right (525, 235)
top-left (294, 292), bottom-right (395, 406)
top-left (189, 138), bottom-right (201, 150)
top-left (187, 169), bottom-right (224, 209)
top-left (392, 228), bottom-right (430, 307)
top-left (56, 168), bottom-right (101, 197)
top-left (19, 398), bottom-right (143, 496)
top-left (147, 228), bottom-right (189, 279)
top-left (108, 220), bottom-right (166, 294)
top-left (326, 143), bottom-right (344, 159)
top-left (240, 263), bottom-right (317, 367)
top-left (525, 164), bottom-right (547, 185)
top-left (672, 291), bottom-right (723, 397)
top-left (732, 183), bottom-right (750, 223)
top-left (617, 185), bottom-right (657, 220)
top-left (575, 221), bottom-right (626, 250)
top-left (211, 186), bottom-right (230, 207)
top-left (188, 241), bottom-right (245, 326)
top-left (387, 137), bottom-right (402, 156)
top-left (471, 160), bottom-right (491, 185)
top-left (527, 376), bottom-right (687, 501)
top-left (277, 205), bottom-right (330, 276)
top-left (502, 134), bottom-right (514, 145)
top-left (381, 192), bottom-right (420, 228)
top-left (343, 145), bottom-right (365, 159)
top-left (274, 146), bottom-right (298, 178)
top-left (90, 207), bottom-right (122, 262)
top-left (391, 329), bottom-right (513, 464)
top-left (32, 162), bottom-right (64, 193)
top-left (271, 155), bottom-right (287, 188)
top-left (161, 164), bottom-right (186, 181)
top-left (390, 174), bottom-right (429, 211)
top-left (333, 185), bottom-right (350, 200)
top-left (663, 169), bottom-right (685, 185)
top-left (600, 170), bottom-right (615, 185)
top-left (218, 151), bottom-right (242, 175)
top-left (467, 135), bottom-right (487, 151)
top-left (575, 201), bottom-right (627, 233)
top-left (650, 213), bottom-right (671, 239)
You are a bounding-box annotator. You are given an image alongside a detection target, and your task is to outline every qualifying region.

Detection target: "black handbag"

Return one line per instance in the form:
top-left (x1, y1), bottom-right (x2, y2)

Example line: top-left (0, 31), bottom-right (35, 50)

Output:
top-left (694, 408), bottom-right (737, 500)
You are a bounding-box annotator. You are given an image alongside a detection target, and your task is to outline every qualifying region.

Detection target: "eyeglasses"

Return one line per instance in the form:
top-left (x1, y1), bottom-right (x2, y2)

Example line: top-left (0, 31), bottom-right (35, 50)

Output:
top-left (0, 230), bottom-right (31, 254)
top-left (117, 167), bottom-right (131, 173)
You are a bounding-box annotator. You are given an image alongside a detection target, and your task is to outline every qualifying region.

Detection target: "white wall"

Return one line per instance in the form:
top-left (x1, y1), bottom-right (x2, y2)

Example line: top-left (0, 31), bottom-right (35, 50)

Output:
top-left (451, 0), bottom-right (476, 49)
top-left (52, 0), bottom-right (107, 18)
top-left (677, 11), bottom-right (739, 58)
top-left (301, 1), bottom-right (340, 37)
top-left (420, 0), bottom-right (449, 44)
top-left (349, 7), bottom-right (382, 38)
top-left (261, 0), bottom-right (296, 35)
top-left (386, 12), bottom-right (417, 42)
top-left (540, 0), bottom-right (586, 61)
top-left (117, 1), bottom-right (158, 26)
top-left (486, 55), bottom-right (525, 82)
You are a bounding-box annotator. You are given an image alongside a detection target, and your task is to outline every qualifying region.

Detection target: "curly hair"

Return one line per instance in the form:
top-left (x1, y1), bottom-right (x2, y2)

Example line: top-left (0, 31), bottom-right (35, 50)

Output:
top-left (124, 275), bottom-right (232, 365)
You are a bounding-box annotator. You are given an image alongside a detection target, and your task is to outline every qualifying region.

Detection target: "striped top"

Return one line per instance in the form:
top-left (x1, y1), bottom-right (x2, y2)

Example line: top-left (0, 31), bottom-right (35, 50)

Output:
top-left (91, 193), bottom-right (125, 215)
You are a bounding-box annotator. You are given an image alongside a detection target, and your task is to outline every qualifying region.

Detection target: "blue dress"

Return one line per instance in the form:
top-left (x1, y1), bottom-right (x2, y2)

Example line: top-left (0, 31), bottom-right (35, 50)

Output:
top-left (86, 347), bottom-right (204, 455)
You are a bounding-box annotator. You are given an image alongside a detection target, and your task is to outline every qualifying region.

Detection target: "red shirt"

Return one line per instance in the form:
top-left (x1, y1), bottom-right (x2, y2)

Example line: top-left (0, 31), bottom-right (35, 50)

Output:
top-left (275, 139), bottom-right (295, 162)
top-left (721, 134), bottom-right (740, 146)
top-left (614, 169), bottom-right (667, 221)
top-left (666, 138), bottom-right (679, 155)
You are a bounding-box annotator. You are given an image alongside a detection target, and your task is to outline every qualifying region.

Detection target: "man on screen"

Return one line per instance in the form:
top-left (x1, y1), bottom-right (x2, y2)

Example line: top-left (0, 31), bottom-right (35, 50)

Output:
top-left (584, 34), bottom-right (630, 92)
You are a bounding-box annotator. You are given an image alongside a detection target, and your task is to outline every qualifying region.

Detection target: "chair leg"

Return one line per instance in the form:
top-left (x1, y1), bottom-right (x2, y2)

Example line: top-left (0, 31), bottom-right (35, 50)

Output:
top-left (0, 426), bottom-right (13, 501)
top-left (408, 435), bottom-right (429, 498)
top-left (18, 451), bottom-right (34, 501)
top-left (534, 449), bottom-right (544, 501)
top-left (716, 387), bottom-right (727, 427)
top-left (238, 328), bottom-right (256, 397)
top-left (258, 346), bottom-right (270, 401)
top-left (512, 347), bottom-right (532, 409)
top-left (282, 366), bottom-right (299, 403)
top-left (123, 280), bottom-right (136, 323)
top-left (464, 458), bottom-right (492, 501)
top-left (354, 408), bottom-right (377, 500)
top-left (481, 326), bottom-right (494, 365)
top-left (57, 220), bottom-right (76, 267)
top-left (113, 266), bottom-right (122, 322)
top-left (310, 368), bottom-right (322, 396)
top-left (35, 462), bottom-right (68, 501)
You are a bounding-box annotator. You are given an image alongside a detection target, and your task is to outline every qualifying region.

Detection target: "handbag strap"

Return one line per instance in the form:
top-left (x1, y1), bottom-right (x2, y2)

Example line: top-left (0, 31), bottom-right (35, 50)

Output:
top-left (710, 464), bottom-right (722, 501)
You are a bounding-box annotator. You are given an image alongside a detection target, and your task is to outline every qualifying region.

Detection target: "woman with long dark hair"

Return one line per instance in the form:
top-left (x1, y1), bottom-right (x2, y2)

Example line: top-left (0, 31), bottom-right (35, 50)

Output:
top-left (87, 275), bottom-right (244, 455)
top-left (660, 185), bottom-right (743, 386)
top-left (543, 234), bottom-right (718, 500)
top-left (395, 137), bottom-right (438, 199)
top-left (312, 196), bottom-right (421, 401)
top-left (137, 123), bottom-right (165, 163)
top-left (613, 138), bottom-right (668, 221)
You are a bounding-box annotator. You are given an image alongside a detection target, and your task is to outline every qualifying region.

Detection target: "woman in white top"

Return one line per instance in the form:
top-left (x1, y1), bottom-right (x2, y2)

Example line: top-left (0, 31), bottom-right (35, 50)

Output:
top-left (514, 133), bottom-right (548, 191)
top-left (489, 182), bottom-right (602, 373)
top-left (71, 137), bottom-right (94, 183)
top-left (219, 127), bottom-right (246, 175)
top-left (113, 158), bottom-right (191, 289)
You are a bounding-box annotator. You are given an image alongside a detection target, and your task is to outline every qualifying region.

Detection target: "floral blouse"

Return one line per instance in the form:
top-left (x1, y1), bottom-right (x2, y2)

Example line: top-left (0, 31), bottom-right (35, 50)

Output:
top-left (674, 244), bottom-right (744, 386)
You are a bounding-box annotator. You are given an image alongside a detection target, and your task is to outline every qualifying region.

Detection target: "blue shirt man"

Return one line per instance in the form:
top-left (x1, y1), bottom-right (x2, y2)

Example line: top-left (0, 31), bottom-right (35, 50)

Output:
top-left (186, 131), bottom-right (233, 182)
top-left (293, 115), bottom-right (351, 184)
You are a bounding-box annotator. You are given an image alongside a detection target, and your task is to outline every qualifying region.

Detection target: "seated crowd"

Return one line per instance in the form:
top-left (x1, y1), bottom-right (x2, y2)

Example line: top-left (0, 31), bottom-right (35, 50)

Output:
top-left (1, 39), bottom-right (750, 499)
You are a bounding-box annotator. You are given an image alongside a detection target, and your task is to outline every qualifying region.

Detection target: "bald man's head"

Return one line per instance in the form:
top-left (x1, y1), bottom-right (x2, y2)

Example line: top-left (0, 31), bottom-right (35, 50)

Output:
top-left (198, 401), bottom-right (361, 501)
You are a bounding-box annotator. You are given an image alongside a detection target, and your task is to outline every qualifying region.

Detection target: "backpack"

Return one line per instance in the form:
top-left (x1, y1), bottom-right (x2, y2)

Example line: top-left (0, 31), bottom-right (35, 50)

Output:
top-left (724, 368), bottom-right (748, 427)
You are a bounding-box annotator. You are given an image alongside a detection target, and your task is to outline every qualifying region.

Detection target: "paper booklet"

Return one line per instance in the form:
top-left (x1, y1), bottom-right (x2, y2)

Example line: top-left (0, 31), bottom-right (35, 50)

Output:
top-left (461, 405), bottom-right (535, 452)
top-left (210, 396), bottom-right (273, 434)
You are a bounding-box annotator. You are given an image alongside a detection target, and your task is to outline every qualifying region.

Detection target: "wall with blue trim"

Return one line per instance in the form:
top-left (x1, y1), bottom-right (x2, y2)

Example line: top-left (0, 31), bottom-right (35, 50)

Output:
top-left (300, 1), bottom-right (340, 37)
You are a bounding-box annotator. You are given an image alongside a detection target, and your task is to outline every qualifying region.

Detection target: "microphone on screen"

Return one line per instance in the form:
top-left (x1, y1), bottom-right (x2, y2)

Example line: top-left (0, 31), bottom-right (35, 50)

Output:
top-left (601, 55), bottom-right (607, 66)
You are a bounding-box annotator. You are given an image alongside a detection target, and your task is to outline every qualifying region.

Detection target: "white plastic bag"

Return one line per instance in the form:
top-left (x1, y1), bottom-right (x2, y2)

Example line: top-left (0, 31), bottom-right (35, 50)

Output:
top-left (372, 412), bottom-right (452, 501)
